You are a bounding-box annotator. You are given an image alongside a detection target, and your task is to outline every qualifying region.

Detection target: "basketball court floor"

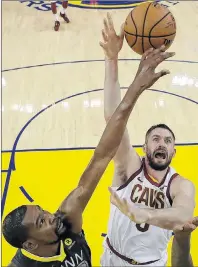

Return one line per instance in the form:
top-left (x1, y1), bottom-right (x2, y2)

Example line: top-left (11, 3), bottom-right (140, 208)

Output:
top-left (2, 0), bottom-right (198, 266)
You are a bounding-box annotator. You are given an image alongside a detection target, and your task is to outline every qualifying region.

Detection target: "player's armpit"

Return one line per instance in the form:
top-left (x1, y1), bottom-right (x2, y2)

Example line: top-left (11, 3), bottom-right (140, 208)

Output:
top-left (112, 130), bottom-right (142, 187)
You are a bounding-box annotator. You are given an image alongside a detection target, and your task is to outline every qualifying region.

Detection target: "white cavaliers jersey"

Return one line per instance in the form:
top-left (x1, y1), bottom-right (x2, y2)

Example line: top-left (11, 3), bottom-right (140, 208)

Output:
top-left (103, 158), bottom-right (178, 264)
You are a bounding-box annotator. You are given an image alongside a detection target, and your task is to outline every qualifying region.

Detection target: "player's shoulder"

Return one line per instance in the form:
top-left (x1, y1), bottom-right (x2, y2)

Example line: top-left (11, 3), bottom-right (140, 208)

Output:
top-left (11, 249), bottom-right (52, 267)
top-left (10, 249), bottom-right (28, 267)
top-left (8, 263), bottom-right (18, 267)
top-left (170, 175), bottom-right (195, 192)
top-left (171, 175), bottom-right (194, 185)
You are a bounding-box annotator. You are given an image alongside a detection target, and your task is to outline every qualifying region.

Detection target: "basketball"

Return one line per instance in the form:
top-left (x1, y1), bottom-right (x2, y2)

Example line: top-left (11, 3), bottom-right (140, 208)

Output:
top-left (124, 2), bottom-right (176, 55)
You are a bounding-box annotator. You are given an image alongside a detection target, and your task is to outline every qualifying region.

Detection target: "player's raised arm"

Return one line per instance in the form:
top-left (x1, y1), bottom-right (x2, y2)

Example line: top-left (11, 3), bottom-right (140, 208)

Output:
top-left (100, 13), bottom-right (141, 187)
top-left (59, 46), bottom-right (175, 232)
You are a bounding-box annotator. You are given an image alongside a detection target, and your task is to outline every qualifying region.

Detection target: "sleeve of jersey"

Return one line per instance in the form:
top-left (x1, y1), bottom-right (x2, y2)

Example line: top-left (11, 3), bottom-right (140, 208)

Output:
top-left (79, 229), bottom-right (85, 237)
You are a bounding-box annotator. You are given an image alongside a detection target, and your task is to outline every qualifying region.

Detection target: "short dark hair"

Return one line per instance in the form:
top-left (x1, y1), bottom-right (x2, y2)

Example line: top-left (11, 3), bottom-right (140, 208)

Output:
top-left (145, 124), bottom-right (175, 142)
top-left (2, 205), bottom-right (29, 248)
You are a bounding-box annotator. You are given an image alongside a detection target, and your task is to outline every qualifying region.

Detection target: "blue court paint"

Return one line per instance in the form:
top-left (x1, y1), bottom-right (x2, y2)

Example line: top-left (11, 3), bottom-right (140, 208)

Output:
top-left (2, 58), bottom-right (198, 72)
top-left (2, 166), bottom-right (13, 215)
top-left (19, 186), bottom-right (34, 202)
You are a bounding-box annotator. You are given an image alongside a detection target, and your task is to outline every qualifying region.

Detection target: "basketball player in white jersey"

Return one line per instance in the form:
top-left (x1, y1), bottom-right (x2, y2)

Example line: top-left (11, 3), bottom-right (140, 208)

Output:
top-left (99, 13), bottom-right (195, 266)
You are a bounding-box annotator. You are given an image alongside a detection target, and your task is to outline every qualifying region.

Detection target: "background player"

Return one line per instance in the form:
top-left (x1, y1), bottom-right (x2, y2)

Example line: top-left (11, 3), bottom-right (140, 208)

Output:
top-left (51, 0), bottom-right (70, 31)
top-left (2, 45), bottom-right (174, 267)
top-left (100, 13), bottom-right (195, 266)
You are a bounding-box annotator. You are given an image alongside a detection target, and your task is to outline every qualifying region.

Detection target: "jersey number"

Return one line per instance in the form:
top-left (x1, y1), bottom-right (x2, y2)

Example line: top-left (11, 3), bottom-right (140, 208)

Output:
top-left (136, 223), bottom-right (149, 232)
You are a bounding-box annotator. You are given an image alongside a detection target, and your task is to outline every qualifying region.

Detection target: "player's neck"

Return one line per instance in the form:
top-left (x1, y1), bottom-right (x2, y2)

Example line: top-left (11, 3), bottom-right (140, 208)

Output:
top-left (31, 242), bottom-right (60, 257)
top-left (144, 158), bottom-right (169, 183)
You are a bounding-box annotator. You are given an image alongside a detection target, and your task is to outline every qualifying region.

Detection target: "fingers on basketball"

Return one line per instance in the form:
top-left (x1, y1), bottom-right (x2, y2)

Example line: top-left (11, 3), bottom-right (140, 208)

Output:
top-left (146, 46), bottom-right (164, 60)
top-left (142, 45), bottom-right (165, 62)
top-left (155, 52), bottom-right (175, 64)
top-left (151, 53), bottom-right (172, 67)
top-left (141, 48), bottom-right (154, 61)
top-left (151, 50), bottom-right (175, 78)
top-left (153, 45), bottom-right (166, 55)
top-left (141, 46), bottom-right (175, 77)
top-left (145, 45), bottom-right (175, 61)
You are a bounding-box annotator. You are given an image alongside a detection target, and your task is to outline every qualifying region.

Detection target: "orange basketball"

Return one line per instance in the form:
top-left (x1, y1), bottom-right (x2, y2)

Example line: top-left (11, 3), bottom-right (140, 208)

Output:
top-left (124, 2), bottom-right (176, 55)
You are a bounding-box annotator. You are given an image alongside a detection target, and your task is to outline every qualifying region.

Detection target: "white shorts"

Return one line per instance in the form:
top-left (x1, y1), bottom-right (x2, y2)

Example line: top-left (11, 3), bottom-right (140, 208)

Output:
top-left (100, 247), bottom-right (167, 267)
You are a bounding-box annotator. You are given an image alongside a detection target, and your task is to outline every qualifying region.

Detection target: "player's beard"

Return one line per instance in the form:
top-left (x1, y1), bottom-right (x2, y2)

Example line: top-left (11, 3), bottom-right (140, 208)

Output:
top-left (48, 214), bottom-right (72, 245)
top-left (55, 214), bottom-right (72, 240)
top-left (146, 151), bottom-right (172, 171)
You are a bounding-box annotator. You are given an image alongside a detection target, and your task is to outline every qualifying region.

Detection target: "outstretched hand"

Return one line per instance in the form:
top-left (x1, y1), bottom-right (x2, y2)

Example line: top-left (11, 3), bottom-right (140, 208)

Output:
top-left (100, 12), bottom-right (124, 59)
top-left (174, 217), bottom-right (198, 234)
top-left (134, 45), bottom-right (175, 91)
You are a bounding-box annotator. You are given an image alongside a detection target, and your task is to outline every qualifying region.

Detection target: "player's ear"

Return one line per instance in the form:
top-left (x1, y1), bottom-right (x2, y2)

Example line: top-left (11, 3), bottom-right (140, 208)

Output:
top-left (23, 240), bottom-right (38, 251)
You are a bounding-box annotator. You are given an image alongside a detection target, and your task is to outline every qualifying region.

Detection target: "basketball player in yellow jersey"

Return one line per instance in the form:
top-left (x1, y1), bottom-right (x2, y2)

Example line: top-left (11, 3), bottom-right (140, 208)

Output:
top-left (100, 13), bottom-right (195, 266)
top-left (51, 0), bottom-right (69, 31)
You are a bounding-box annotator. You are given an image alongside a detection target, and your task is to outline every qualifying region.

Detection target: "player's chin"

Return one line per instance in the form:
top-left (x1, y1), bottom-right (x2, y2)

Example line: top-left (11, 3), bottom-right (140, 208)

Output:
top-left (151, 158), bottom-right (170, 170)
top-left (50, 239), bottom-right (60, 245)
top-left (155, 159), bottom-right (170, 170)
top-left (55, 225), bottom-right (67, 239)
